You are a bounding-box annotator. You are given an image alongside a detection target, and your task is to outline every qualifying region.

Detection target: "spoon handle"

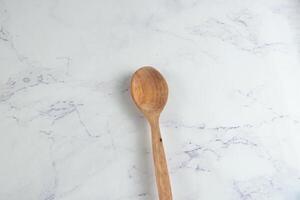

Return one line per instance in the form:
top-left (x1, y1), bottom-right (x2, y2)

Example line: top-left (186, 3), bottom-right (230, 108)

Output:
top-left (149, 117), bottom-right (173, 200)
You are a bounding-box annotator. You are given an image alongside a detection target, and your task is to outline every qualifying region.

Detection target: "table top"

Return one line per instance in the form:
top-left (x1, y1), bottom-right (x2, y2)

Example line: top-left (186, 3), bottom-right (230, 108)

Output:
top-left (1, 0), bottom-right (300, 199)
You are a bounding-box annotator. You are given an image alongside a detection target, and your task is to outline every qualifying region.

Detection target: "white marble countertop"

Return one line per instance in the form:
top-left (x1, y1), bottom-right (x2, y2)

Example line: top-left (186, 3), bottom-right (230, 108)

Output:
top-left (1, 0), bottom-right (300, 199)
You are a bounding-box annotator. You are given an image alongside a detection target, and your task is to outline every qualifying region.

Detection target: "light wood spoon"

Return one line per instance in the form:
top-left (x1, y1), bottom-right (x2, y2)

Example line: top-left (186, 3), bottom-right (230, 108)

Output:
top-left (130, 66), bottom-right (172, 200)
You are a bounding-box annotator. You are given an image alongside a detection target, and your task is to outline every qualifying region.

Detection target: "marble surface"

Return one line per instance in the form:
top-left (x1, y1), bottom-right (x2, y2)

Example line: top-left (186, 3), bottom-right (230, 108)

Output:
top-left (1, 0), bottom-right (300, 199)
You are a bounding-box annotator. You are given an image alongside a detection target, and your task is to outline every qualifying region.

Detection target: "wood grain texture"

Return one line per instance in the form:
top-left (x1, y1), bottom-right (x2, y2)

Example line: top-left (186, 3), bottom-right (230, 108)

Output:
top-left (131, 66), bottom-right (172, 200)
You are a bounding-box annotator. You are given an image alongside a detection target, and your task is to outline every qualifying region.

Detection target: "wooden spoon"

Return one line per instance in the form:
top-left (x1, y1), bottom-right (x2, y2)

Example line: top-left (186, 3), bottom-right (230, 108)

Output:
top-left (130, 66), bottom-right (172, 200)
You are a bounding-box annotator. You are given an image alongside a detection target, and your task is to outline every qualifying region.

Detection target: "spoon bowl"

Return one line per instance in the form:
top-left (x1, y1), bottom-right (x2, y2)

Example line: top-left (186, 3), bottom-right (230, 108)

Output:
top-left (131, 66), bottom-right (168, 115)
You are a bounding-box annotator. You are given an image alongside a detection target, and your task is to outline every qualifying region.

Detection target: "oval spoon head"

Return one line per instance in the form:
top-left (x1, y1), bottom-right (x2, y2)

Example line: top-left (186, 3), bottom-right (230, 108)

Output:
top-left (130, 66), bottom-right (168, 117)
